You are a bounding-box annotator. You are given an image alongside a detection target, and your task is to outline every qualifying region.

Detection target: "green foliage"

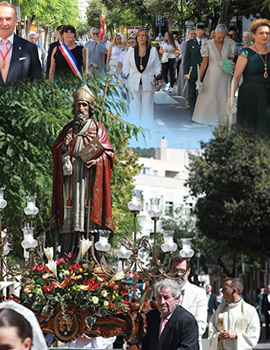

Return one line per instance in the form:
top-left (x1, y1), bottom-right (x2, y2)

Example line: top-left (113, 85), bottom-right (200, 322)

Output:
top-left (14, 0), bottom-right (79, 33)
top-left (76, 22), bottom-right (89, 37)
top-left (186, 127), bottom-right (270, 258)
top-left (0, 74), bottom-right (143, 259)
top-left (86, 0), bottom-right (104, 29)
top-left (132, 147), bottom-right (155, 158)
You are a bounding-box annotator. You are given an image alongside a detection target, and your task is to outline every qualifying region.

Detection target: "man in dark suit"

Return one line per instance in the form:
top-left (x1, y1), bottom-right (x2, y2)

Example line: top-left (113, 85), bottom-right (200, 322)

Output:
top-left (183, 23), bottom-right (205, 117)
top-left (46, 25), bottom-right (63, 78)
top-left (206, 284), bottom-right (218, 322)
top-left (142, 279), bottom-right (199, 350)
top-left (0, 1), bottom-right (41, 84)
top-left (262, 284), bottom-right (270, 340)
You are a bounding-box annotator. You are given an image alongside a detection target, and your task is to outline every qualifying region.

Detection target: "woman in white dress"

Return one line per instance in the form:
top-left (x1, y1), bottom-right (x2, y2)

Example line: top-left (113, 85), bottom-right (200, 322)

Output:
top-left (106, 34), bottom-right (125, 72)
top-left (122, 28), bottom-right (161, 119)
top-left (192, 24), bottom-right (236, 125)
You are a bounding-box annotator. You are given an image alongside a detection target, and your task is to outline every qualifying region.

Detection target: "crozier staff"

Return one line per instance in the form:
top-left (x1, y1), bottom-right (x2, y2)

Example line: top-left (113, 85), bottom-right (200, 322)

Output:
top-left (50, 85), bottom-right (114, 260)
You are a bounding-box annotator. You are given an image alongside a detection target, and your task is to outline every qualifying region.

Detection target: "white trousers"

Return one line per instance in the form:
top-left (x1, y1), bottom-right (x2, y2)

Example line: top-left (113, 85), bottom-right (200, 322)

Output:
top-left (129, 85), bottom-right (155, 119)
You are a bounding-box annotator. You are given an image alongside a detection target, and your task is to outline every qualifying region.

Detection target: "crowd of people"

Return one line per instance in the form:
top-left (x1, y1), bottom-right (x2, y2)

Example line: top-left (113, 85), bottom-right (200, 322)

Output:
top-left (1, 0), bottom-right (270, 136)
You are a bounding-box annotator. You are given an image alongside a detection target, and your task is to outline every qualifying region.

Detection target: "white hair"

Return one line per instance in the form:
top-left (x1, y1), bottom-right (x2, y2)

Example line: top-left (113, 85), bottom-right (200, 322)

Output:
top-left (215, 24), bottom-right (227, 33)
top-left (154, 279), bottom-right (181, 299)
top-left (243, 31), bottom-right (252, 39)
top-left (90, 27), bottom-right (99, 37)
top-left (28, 31), bottom-right (38, 40)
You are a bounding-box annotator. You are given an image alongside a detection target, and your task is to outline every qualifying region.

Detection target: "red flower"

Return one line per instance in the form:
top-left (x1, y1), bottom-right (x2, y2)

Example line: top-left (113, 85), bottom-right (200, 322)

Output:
top-left (33, 265), bottom-right (49, 273)
top-left (120, 290), bottom-right (127, 296)
top-left (84, 278), bottom-right (100, 291)
top-left (52, 277), bottom-right (70, 289)
top-left (56, 258), bottom-right (67, 266)
top-left (68, 264), bottom-right (82, 272)
top-left (109, 301), bottom-right (114, 309)
top-left (43, 284), bottom-right (54, 295)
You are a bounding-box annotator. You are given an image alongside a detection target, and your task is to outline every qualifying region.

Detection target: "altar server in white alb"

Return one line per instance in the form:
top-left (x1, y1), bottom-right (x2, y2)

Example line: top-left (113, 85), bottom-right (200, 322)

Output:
top-left (209, 278), bottom-right (260, 350)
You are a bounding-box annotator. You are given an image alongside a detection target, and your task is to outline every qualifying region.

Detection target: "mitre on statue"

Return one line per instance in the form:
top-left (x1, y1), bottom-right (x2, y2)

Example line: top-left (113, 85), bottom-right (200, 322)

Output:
top-left (73, 84), bottom-right (96, 105)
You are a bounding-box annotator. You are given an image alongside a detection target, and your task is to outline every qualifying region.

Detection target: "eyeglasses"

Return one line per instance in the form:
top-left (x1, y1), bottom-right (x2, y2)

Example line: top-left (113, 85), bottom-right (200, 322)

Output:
top-left (92, 32), bottom-right (99, 35)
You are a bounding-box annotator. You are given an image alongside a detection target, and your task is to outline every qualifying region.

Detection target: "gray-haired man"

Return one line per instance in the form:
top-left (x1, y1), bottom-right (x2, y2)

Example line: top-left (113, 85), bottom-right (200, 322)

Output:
top-left (84, 28), bottom-right (107, 73)
top-left (142, 279), bottom-right (199, 350)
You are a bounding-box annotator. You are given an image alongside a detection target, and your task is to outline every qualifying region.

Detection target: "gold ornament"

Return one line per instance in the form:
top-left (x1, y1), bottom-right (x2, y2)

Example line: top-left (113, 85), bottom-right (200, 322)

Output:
top-left (73, 85), bottom-right (96, 105)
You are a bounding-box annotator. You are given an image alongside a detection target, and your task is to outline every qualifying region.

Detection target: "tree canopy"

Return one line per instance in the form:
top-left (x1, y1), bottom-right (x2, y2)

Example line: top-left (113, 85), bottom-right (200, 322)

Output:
top-left (186, 127), bottom-right (270, 259)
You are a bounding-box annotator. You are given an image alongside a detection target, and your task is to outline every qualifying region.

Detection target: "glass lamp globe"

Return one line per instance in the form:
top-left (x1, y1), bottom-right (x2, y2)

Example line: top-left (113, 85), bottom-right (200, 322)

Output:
top-left (161, 230), bottom-right (177, 253)
top-left (21, 226), bottom-right (38, 249)
top-left (148, 198), bottom-right (162, 219)
top-left (95, 230), bottom-right (111, 253)
top-left (116, 245), bottom-right (132, 260)
top-left (179, 238), bottom-right (194, 258)
top-left (24, 196), bottom-right (39, 216)
top-left (0, 188), bottom-right (7, 210)
top-left (127, 190), bottom-right (143, 212)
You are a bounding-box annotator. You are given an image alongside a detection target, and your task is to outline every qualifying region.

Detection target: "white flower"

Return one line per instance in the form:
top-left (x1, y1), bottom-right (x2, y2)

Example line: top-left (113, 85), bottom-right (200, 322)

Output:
top-left (103, 300), bottom-right (109, 307)
top-left (92, 296), bottom-right (99, 304)
top-left (101, 290), bottom-right (107, 297)
top-left (44, 247), bottom-right (54, 261)
top-left (109, 271), bottom-right (125, 282)
top-left (81, 238), bottom-right (92, 258)
top-left (46, 260), bottom-right (57, 277)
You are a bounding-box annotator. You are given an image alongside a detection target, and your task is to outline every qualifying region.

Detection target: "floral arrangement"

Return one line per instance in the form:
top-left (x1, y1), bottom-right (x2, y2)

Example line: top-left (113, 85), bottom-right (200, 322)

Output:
top-left (16, 240), bottom-right (129, 327)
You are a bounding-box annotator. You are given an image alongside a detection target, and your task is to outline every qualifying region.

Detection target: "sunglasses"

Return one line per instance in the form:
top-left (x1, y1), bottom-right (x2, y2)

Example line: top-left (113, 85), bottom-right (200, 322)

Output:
top-left (92, 32), bottom-right (99, 35)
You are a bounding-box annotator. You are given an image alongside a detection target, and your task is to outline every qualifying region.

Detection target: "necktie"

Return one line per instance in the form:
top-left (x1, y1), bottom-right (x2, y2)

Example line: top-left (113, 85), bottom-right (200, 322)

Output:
top-left (0, 39), bottom-right (11, 83)
top-left (158, 317), bottom-right (168, 340)
top-left (199, 40), bottom-right (202, 47)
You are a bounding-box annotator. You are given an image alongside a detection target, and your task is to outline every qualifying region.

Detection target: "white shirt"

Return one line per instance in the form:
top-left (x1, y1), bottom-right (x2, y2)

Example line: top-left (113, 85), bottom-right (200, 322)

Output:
top-left (160, 40), bottom-right (179, 58)
top-left (179, 280), bottom-right (207, 350)
top-left (196, 37), bottom-right (203, 47)
top-left (0, 33), bottom-right (14, 59)
top-left (117, 50), bottom-right (127, 64)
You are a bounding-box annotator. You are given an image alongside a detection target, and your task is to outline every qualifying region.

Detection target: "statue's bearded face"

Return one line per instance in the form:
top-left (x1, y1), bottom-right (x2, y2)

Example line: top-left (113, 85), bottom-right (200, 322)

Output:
top-left (73, 100), bottom-right (90, 132)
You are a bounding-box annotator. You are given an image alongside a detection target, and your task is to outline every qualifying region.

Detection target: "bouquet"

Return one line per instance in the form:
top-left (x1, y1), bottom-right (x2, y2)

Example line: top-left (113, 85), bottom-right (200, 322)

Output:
top-left (14, 242), bottom-right (129, 326)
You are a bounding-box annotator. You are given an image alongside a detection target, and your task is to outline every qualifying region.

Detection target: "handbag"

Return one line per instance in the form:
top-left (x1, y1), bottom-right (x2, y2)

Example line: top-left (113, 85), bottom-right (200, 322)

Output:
top-left (161, 52), bottom-right (169, 63)
top-left (76, 121), bottom-right (105, 163)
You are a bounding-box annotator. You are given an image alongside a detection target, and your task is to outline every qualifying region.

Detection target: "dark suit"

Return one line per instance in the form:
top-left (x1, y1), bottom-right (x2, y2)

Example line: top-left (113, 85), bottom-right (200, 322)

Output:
top-left (207, 293), bottom-right (218, 321)
top-left (183, 38), bottom-right (203, 117)
top-left (142, 306), bottom-right (199, 350)
top-left (262, 293), bottom-right (270, 339)
top-left (0, 34), bottom-right (41, 84)
top-left (46, 40), bottom-right (60, 78)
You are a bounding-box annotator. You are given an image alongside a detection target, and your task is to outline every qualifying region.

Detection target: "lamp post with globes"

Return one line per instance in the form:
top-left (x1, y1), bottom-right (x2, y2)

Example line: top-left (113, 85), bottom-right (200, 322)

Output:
top-left (94, 190), bottom-right (185, 297)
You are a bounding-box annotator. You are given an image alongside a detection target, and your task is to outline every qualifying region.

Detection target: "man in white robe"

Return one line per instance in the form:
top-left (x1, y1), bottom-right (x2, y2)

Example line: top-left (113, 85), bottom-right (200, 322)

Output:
top-left (170, 256), bottom-right (207, 350)
top-left (209, 278), bottom-right (260, 350)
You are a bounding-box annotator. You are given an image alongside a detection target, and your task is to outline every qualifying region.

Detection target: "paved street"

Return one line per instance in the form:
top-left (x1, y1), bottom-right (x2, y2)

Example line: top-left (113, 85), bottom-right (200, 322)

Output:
top-left (124, 87), bottom-right (215, 150)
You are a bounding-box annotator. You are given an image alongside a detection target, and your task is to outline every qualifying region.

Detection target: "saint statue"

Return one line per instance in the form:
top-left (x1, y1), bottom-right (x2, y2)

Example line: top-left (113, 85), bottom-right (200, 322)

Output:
top-left (50, 85), bottom-right (114, 260)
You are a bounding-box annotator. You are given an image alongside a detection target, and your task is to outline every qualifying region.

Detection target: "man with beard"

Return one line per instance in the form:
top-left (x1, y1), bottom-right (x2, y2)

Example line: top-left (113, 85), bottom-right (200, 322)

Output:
top-left (170, 256), bottom-right (207, 350)
top-left (50, 85), bottom-right (114, 260)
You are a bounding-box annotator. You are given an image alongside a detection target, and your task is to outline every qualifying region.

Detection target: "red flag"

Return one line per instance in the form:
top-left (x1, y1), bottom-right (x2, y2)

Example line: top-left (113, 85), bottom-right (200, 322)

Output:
top-left (99, 15), bottom-right (104, 40)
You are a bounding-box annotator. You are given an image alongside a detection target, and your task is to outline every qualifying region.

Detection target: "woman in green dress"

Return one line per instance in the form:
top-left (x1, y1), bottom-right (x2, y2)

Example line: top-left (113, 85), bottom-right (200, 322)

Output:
top-left (233, 19), bottom-right (270, 137)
